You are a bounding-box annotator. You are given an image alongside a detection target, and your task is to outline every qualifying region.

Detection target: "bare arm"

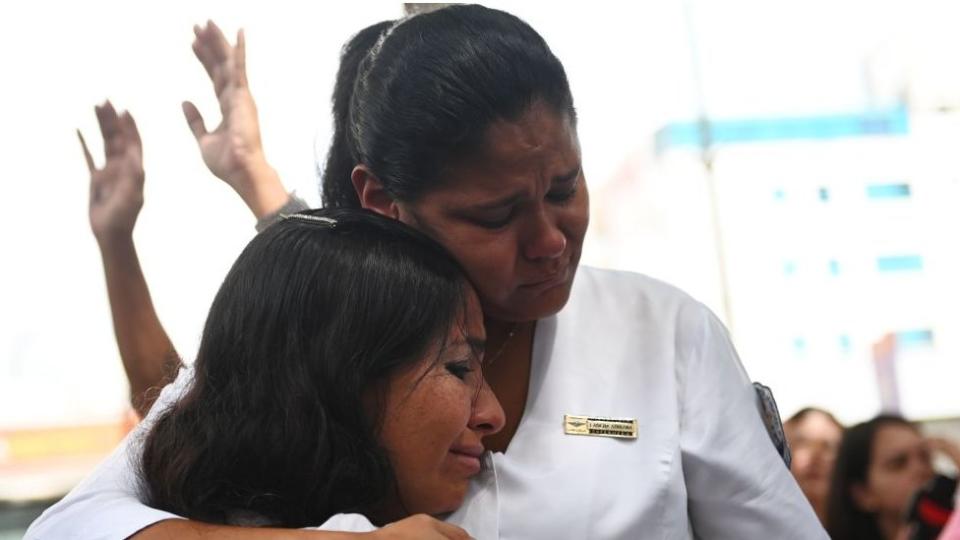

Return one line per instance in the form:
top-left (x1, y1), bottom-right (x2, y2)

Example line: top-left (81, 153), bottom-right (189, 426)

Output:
top-left (80, 102), bottom-right (180, 417)
top-left (133, 514), bottom-right (471, 540)
top-left (182, 21), bottom-right (290, 220)
top-left (134, 520), bottom-right (343, 540)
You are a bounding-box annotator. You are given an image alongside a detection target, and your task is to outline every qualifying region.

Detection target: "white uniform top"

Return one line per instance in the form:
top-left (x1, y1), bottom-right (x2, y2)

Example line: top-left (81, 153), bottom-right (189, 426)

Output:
top-left (26, 267), bottom-right (827, 539)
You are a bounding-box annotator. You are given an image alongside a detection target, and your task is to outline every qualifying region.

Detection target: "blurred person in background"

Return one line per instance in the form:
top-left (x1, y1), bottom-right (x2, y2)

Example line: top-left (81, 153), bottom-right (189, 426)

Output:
top-left (827, 415), bottom-right (960, 540)
top-left (785, 407), bottom-right (845, 525)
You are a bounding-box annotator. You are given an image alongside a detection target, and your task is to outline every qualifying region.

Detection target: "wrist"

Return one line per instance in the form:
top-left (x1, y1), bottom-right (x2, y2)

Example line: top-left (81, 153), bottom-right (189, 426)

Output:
top-left (234, 156), bottom-right (289, 220)
top-left (95, 229), bottom-right (136, 252)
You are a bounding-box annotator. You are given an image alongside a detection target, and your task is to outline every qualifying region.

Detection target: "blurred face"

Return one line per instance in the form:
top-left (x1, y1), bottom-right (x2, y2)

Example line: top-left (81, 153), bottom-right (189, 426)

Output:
top-left (786, 411), bottom-right (843, 506)
top-left (852, 423), bottom-right (935, 521)
top-left (398, 101), bottom-right (590, 322)
top-left (377, 290), bottom-right (505, 517)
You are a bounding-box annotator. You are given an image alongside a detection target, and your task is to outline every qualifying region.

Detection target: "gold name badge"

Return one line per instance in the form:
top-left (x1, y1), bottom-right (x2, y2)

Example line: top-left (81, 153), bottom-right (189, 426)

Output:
top-left (563, 414), bottom-right (637, 439)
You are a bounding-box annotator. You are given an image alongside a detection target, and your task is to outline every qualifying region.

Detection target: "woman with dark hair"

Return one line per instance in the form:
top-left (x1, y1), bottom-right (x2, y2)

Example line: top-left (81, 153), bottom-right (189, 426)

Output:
top-left (32, 207), bottom-right (500, 539)
top-left (826, 415), bottom-right (959, 540)
top-left (140, 208), bottom-right (502, 533)
top-left (785, 407), bottom-right (845, 525)
top-left (32, 5), bottom-right (826, 539)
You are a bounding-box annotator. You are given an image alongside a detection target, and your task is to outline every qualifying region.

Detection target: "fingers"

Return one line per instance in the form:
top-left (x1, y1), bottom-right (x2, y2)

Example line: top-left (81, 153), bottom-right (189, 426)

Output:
top-left (205, 20), bottom-right (230, 65)
top-left (121, 111), bottom-right (142, 151)
top-left (77, 129), bottom-right (96, 173)
top-left (191, 24), bottom-right (218, 81)
top-left (120, 111), bottom-right (145, 186)
top-left (193, 21), bottom-right (247, 98)
top-left (95, 101), bottom-right (125, 158)
top-left (431, 519), bottom-right (471, 540)
top-left (181, 100), bottom-right (208, 141)
top-left (235, 28), bottom-right (248, 88)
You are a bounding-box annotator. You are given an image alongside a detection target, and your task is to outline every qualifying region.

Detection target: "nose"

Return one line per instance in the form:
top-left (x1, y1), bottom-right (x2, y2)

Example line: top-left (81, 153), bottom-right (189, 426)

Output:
top-left (522, 208), bottom-right (566, 261)
top-left (470, 378), bottom-right (506, 437)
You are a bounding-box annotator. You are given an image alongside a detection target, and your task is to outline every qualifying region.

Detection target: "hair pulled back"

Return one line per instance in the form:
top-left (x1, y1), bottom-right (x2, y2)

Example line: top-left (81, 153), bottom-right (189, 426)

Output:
top-left (321, 4), bottom-right (575, 208)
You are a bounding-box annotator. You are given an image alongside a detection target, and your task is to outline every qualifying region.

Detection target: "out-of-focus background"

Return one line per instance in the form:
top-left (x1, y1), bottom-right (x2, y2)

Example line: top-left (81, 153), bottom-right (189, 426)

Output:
top-left (2, 0), bottom-right (959, 535)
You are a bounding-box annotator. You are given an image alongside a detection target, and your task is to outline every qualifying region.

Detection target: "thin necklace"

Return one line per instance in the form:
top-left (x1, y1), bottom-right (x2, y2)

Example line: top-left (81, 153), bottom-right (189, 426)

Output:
top-left (486, 323), bottom-right (520, 366)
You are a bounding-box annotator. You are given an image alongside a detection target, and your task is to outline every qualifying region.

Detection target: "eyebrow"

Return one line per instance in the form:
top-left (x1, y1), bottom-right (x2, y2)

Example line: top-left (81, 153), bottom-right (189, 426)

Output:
top-left (463, 163), bottom-right (582, 212)
top-left (466, 337), bottom-right (486, 357)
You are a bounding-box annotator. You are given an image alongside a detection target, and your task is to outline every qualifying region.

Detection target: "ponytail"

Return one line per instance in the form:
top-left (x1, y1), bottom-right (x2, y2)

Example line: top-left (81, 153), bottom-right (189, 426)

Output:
top-left (320, 20), bottom-right (395, 208)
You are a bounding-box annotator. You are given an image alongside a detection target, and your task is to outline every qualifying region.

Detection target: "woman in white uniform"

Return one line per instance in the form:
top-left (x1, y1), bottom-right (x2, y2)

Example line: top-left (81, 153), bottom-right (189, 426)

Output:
top-left (28, 5), bottom-right (827, 539)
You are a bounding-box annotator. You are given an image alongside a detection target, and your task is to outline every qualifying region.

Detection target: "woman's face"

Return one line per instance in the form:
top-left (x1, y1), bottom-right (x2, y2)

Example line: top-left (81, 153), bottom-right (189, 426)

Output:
top-left (853, 423), bottom-right (935, 521)
top-left (377, 289), bottom-right (505, 517)
top-left (786, 411), bottom-right (843, 505)
top-left (398, 101), bottom-right (590, 323)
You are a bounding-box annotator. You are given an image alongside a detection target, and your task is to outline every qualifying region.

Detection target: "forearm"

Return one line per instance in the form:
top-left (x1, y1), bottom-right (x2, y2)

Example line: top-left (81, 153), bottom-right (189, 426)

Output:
top-left (134, 519), bottom-right (365, 540)
top-left (97, 235), bottom-right (180, 417)
top-left (231, 157), bottom-right (289, 220)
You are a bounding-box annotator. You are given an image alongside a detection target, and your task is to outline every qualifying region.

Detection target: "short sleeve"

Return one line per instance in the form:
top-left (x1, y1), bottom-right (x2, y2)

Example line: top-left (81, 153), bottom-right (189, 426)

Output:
top-left (310, 513), bottom-right (378, 532)
top-left (676, 303), bottom-right (828, 539)
top-left (24, 368), bottom-right (195, 540)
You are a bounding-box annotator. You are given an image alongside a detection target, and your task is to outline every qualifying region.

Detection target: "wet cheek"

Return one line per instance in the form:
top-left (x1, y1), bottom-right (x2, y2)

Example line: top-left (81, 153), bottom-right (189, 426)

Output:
top-left (457, 247), bottom-right (518, 300)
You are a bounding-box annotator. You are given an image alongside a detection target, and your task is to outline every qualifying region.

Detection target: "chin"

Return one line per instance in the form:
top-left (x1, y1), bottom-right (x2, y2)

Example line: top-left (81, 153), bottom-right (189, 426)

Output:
top-left (532, 287), bottom-right (573, 319)
top-left (488, 269), bottom-right (579, 322)
top-left (522, 275), bottom-right (577, 319)
top-left (424, 485), bottom-right (469, 516)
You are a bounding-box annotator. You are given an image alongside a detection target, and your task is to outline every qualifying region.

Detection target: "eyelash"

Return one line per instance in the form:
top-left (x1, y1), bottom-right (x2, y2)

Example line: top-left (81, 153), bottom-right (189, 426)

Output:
top-left (471, 179), bottom-right (579, 229)
top-left (445, 360), bottom-right (476, 380)
top-left (547, 186), bottom-right (576, 204)
top-left (473, 212), bottom-right (515, 230)
top-left (547, 176), bottom-right (580, 203)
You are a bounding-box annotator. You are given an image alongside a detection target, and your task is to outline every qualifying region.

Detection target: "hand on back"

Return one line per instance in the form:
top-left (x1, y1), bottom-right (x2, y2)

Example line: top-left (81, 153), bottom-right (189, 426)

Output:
top-left (366, 514), bottom-right (472, 540)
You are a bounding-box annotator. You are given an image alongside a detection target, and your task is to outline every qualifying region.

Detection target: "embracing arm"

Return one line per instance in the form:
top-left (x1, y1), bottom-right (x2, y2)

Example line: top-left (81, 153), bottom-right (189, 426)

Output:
top-left (25, 368), bottom-right (468, 540)
top-left (81, 103), bottom-right (180, 417)
top-left (676, 303), bottom-right (828, 539)
top-left (134, 514), bottom-right (470, 540)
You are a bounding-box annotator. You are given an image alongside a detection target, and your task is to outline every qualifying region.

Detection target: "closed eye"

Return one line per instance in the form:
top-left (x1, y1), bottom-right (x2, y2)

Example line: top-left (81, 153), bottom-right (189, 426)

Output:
top-left (445, 360), bottom-right (476, 380)
top-left (546, 166), bottom-right (582, 204)
top-left (470, 209), bottom-right (516, 229)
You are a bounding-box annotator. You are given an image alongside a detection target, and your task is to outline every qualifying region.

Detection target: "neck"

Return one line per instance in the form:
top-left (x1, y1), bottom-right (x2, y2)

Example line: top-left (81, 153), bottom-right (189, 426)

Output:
top-left (808, 493), bottom-right (828, 526)
top-left (483, 317), bottom-right (519, 343)
top-left (480, 319), bottom-right (536, 453)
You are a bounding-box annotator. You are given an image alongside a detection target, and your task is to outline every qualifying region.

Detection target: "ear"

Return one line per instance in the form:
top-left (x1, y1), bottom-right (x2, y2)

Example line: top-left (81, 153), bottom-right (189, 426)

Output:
top-left (351, 165), bottom-right (400, 219)
top-left (850, 482), bottom-right (878, 512)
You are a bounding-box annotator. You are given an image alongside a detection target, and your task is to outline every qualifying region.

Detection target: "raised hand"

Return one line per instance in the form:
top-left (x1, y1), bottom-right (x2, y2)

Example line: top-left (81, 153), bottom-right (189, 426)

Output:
top-left (183, 21), bottom-right (287, 219)
top-left (926, 437), bottom-right (960, 470)
top-left (79, 101), bottom-right (144, 245)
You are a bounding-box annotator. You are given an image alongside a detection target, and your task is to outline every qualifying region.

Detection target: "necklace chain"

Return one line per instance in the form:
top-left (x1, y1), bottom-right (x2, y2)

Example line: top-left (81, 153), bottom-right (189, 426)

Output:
top-left (486, 323), bottom-right (520, 367)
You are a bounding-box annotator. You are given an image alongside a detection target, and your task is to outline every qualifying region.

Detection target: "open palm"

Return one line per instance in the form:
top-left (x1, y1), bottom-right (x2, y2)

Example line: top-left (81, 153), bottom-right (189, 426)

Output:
top-left (183, 21), bottom-right (265, 188)
top-left (80, 101), bottom-right (144, 243)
